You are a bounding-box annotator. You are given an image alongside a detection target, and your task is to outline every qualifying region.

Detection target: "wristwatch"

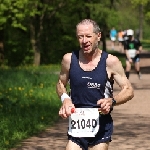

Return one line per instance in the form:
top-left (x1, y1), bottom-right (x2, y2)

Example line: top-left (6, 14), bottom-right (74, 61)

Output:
top-left (112, 98), bottom-right (116, 106)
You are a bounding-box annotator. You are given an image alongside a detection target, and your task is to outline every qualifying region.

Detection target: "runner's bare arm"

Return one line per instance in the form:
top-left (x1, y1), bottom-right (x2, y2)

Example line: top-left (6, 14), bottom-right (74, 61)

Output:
top-left (97, 54), bottom-right (134, 114)
top-left (138, 45), bottom-right (142, 53)
top-left (107, 54), bottom-right (134, 105)
top-left (56, 53), bottom-right (71, 97)
top-left (56, 53), bottom-right (75, 118)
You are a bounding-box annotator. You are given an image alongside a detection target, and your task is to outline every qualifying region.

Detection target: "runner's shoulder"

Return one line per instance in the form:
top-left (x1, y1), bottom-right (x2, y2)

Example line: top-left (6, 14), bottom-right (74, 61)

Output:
top-left (107, 54), bottom-right (120, 68)
top-left (62, 53), bottom-right (72, 63)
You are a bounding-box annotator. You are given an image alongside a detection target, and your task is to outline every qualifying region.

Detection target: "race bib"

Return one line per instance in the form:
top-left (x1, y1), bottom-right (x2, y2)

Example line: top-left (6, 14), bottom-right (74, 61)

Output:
top-left (128, 49), bottom-right (136, 58)
top-left (68, 108), bottom-right (99, 137)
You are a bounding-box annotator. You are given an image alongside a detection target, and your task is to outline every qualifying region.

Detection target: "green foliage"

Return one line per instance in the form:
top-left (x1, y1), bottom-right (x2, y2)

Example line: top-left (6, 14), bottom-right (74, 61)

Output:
top-left (0, 0), bottom-right (150, 66)
top-left (145, 12), bottom-right (150, 20)
top-left (4, 27), bottom-right (33, 66)
top-left (131, 0), bottom-right (150, 21)
top-left (141, 40), bottom-right (150, 51)
top-left (145, 2), bottom-right (150, 21)
top-left (86, 3), bottom-right (119, 28)
top-left (131, 0), bottom-right (148, 5)
top-left (107, 50), bottom-right (126, 67)
top-left (0, 65), bottom-right (61, 149)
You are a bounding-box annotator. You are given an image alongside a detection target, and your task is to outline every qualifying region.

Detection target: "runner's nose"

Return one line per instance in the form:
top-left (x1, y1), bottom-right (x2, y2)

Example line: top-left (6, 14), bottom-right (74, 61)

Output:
top-left (83, 36), bottom-right (88, 43)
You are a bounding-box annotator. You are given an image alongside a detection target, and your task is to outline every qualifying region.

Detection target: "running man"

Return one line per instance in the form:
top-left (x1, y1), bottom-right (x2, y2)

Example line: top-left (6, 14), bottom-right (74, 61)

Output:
top-left (124, 29), bottom-right (142, 79)
top-left (117, 29), bottom-right (124, 52)
top-left (110, 27), bottom-right (117, 50)
top-left (56, 19), bottom-right (134, 150)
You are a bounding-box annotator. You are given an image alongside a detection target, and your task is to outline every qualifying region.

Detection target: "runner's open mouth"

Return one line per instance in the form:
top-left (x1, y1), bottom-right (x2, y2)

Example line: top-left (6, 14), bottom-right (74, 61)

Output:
top-left (83, 45), bottom-right (90, 50)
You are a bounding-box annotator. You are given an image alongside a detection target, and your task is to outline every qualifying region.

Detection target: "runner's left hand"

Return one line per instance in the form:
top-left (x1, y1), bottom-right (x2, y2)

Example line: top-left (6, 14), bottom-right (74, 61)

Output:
top-left (97, 98), bottom-right (112, 114)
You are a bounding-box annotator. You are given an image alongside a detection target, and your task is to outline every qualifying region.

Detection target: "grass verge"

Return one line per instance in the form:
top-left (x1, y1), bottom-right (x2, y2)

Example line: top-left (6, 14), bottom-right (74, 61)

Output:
top-left (0, 65), bottom-right (61, 149)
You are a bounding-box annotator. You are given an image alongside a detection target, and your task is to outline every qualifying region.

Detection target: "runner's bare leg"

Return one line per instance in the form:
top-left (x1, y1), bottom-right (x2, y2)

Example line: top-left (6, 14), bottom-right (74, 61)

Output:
top-left (88, 142), bottom-right (109, 150)
top-left (66, 140), bottom-right (82, 150)
top-left (135, 61), bottom-right (140, 72)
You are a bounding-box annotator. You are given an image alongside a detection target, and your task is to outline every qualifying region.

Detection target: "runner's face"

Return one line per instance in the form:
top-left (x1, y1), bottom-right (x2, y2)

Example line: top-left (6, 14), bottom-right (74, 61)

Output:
top-left (128, 35), bottom-right (132, 40)
top-left (76, 24), bottom-right (101, 53)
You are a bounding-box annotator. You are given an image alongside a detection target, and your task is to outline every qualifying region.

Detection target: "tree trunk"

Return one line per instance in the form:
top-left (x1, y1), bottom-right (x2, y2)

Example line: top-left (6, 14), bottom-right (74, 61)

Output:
top-left (139, 4), bottom-right (143, 40)
top-left (110, 0), bottom-right (114, 9)
top-left (30, 20), bottom-right (41, 66)
top-left (34, 50), bottom-right (41, 66)
top-left (0, 29), bottom-right (4, 65)
top-left (102, 31), bottom-right (106, 51)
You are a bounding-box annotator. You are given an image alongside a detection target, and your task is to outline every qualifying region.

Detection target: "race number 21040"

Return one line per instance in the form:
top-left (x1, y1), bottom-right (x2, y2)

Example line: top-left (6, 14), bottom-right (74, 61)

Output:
top-left (71, 118), bottom-right (97, 129)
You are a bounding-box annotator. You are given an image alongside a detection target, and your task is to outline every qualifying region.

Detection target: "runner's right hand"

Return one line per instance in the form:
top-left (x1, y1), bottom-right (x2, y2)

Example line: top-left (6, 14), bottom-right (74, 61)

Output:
top-left (59, 98), bottom-right (75, 119)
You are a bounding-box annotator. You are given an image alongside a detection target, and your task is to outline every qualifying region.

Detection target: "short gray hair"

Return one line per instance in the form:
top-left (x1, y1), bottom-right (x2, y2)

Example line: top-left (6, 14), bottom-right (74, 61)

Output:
top-left (76, 19), bottom-right (100, 34)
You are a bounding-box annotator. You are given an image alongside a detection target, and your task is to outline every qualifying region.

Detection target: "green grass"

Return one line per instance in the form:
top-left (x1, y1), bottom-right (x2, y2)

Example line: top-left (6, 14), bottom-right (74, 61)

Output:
top-left (106, 50), bottom-right (126, 67)
top-left (0, 65), bottom-right (61, 149)
top-left (141, 40), bottom-right (150, 51)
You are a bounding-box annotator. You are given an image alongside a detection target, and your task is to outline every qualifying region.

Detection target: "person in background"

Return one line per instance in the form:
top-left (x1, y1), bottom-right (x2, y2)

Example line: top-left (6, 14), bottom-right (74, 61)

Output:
top-left (124, 29), bottom-right (142, 79)
top-left (110, 27), bottom-right (117, 50)
top-left (56, 19), bottom-right (134, 150)
top-left (123, 29), bottom-right (128, 42)
top-left (117, 29), bottom-right (124, 52)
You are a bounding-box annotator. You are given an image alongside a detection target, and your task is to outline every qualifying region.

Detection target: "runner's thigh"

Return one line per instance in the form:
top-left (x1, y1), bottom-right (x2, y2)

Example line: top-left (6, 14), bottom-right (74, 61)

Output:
top-left (88, 142), bottom-right (109, 150)
top-left (66, 140), bottom-right (82, 150)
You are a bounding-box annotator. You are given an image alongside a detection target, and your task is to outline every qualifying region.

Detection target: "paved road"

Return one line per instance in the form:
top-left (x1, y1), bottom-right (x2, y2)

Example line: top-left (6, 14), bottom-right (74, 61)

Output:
top-left (13, 44), bottom-right (150, 150)
top-left (110, 73), bottom-right (150, 150)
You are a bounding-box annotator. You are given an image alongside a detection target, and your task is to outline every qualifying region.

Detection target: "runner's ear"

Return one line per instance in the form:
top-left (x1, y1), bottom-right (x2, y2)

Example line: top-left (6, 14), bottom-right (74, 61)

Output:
top-left (97, 32), bottom-right (101, 41)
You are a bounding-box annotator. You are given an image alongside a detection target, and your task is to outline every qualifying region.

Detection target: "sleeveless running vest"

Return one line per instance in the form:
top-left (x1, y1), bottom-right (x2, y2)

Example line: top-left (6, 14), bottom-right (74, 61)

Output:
top-left (69, 50), bottom-right (114, 108)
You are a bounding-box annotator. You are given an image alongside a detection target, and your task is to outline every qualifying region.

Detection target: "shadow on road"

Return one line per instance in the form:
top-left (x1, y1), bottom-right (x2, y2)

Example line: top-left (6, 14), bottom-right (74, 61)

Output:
top-left (140, 66), bottom-right (150, 74)
top-left (111, 112), bottom-right (150, 149)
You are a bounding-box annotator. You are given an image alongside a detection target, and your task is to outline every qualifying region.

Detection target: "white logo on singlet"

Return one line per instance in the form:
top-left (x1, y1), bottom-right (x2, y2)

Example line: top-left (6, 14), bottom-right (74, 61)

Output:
top-left (82, 77), bottom-right (92, 79)
top-left (87, 82), bottom-right (101, 89)
top-left (82, 77), bottom-right (101, 89)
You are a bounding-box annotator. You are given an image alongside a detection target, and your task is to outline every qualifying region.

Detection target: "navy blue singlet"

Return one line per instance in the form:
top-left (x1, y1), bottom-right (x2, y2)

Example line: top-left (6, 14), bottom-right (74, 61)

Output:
top-left (68, 50), bottom-right (114, 150)
top-left (69, 50), bottom-right (113, 108)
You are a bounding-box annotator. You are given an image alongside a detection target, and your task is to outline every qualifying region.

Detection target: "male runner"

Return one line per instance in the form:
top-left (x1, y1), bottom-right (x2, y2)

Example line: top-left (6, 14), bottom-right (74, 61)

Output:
top-left (124, 29), bottom-right (142, 79)
top-left (56, 19), bottom-right (134, 150)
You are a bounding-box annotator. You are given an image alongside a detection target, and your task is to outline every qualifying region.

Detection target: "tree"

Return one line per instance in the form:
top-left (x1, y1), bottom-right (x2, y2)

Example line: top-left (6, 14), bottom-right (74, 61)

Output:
top-left (0, 0), bottom-right (67, 66)
top-left (84, 0), bottom-right (119, 51)
top-left (131, 0), bottom-right (150, 40)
